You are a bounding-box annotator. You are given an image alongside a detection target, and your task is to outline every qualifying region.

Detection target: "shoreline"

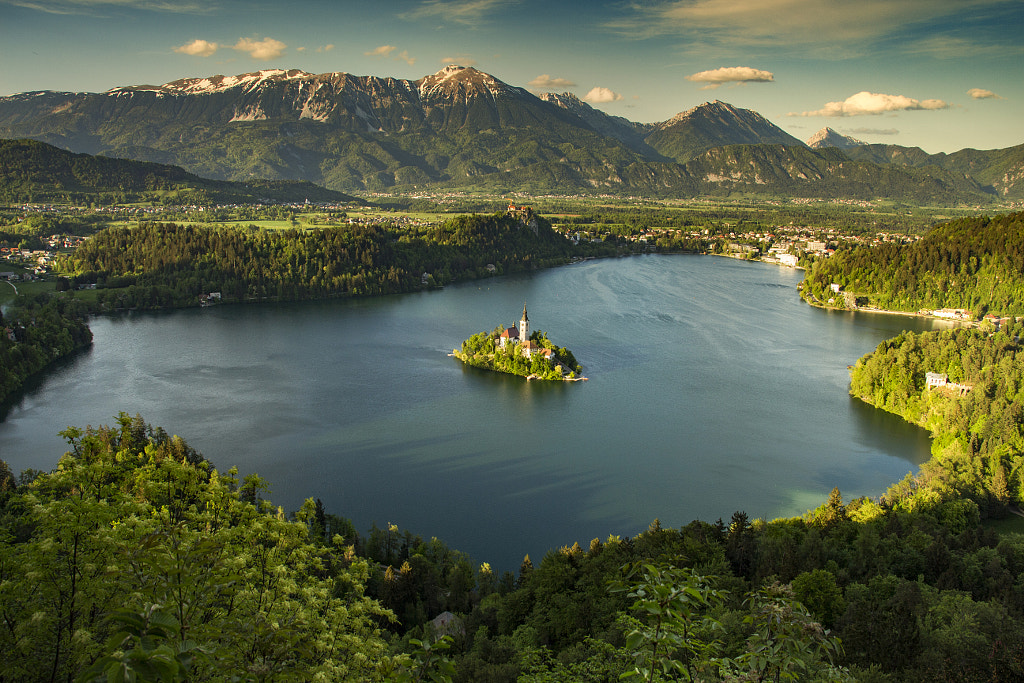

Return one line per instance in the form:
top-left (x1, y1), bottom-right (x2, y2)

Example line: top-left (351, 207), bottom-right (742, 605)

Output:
top-left (450, 350), bottom-right (586, 383)
top-left (807, 298), bottom-right (980, 326)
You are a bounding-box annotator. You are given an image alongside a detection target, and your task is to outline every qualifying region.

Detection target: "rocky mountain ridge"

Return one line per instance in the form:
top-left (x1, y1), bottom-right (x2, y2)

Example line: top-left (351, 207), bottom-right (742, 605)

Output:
top-left (0, 65), bottom-right (1020, 202)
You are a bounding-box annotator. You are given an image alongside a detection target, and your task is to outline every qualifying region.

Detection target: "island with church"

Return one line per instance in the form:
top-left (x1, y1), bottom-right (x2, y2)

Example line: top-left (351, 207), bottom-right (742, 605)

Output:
top-left (452, 304), bottom-right (585, 381)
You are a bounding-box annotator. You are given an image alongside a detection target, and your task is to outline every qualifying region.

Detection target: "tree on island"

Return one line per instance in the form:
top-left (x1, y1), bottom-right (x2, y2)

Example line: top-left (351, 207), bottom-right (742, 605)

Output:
top-left (453, 307), bottom-right (582, 381)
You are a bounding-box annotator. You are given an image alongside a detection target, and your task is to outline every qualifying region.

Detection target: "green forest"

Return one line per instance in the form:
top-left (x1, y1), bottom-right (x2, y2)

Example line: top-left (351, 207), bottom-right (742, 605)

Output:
top-left (3, 414), bottom-right (1024, 682)
top-left (802, 212), bottom-right (1024, 315)
top-left (57, 213), bottom-right (606, 309)
top-left (0, 294), bottom-right (92, 406)
top-left (850, 324), bottom-right (1024, 518)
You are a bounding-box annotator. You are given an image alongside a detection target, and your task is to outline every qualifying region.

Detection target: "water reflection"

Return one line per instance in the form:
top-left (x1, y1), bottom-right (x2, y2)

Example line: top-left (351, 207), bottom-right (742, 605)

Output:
top-left (0, 256), bottom-right (941, 569)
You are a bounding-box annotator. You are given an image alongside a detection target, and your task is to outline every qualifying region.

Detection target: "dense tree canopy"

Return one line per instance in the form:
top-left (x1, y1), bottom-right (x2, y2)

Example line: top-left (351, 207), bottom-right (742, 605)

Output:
top-left (0, 415), bottom-right (395, 682)
top-left (4, 414), bottom-right (1024, 682)
top-left (57, 213), bottom-right (603, 310)
top-left (0, 293), bottom-right (92, 405)
top-left (803, 211), bottom-right (1024, 315)
top-left (850, 323), bottom-right (1024, 518)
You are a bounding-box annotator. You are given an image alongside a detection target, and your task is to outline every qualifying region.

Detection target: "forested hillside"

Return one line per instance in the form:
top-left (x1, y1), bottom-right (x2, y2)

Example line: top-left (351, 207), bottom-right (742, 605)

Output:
top-left (850, 324), bottom-right (1024, 516)
top-left (3, 415), bottom-right (1023, 682)
top-left (0, 138), bottom-right (358, 205)
top-left (0, 294), bottom-right (92, 405)
top-left (58, 213), bottom-right (602, 309)
top-left (803, 211), bottom-right (1024, 314)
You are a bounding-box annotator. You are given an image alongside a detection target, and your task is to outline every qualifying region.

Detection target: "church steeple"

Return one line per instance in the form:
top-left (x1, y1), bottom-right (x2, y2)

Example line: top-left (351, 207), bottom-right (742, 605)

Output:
top-left (519, 303), bottom-right (530, 343)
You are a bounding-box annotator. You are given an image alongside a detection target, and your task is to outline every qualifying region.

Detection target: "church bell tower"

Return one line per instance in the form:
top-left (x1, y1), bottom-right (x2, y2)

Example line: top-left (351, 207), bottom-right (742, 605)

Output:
top-left (519, 303), bottom-right (530, 343)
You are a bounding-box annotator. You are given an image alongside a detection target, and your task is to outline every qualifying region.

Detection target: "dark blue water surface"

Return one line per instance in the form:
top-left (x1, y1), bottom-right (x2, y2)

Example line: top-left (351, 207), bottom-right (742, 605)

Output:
top-left (0, 256), bottom-right (944, 569)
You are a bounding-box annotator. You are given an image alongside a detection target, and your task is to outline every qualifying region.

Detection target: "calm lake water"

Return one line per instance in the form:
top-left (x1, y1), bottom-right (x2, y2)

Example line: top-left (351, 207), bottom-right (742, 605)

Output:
top-left (0, 255), bottom-right (944, 569)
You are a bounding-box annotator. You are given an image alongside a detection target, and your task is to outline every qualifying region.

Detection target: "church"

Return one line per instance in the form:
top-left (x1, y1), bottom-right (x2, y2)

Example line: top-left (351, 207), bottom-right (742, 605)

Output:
top-left (497, 304), bottom-right (554, 360)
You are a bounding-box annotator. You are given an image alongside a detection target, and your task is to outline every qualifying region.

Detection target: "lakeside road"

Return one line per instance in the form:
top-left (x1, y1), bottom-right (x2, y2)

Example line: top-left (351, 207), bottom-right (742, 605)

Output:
top-left (850, 306), bottom-right (980, 327)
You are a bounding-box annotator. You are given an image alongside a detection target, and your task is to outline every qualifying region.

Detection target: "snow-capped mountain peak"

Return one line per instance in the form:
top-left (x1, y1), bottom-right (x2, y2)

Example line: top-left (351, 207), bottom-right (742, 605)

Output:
top-left (416, 65), bottom-right (516, 99)
top-left (806, 127), bottom-right (865, 149)
top-left (109, 69), bottom-right (317, 96)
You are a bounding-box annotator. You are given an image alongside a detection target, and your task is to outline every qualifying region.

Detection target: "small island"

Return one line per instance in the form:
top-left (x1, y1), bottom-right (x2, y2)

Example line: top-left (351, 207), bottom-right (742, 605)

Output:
top-left (452, 304), bottom-right (585, 381)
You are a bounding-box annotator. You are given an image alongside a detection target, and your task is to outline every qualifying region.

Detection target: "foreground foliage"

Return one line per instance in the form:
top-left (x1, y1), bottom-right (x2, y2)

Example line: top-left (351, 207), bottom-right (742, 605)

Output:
top-left (4, 413), bottom-right (1024, 681)
top-left (0, 415), bottom-right (394, 682)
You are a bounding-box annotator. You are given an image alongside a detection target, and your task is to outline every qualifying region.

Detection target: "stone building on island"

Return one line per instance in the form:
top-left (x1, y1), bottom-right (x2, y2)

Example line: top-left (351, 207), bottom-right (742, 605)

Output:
top-left (497, 304), bottom-right (554, 360)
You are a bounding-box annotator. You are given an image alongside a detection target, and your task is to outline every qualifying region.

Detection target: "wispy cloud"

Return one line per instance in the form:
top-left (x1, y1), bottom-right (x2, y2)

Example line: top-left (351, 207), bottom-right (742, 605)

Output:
top-left (901, 35), bottom-right (1020, 59)
top-left (366, 45), bottom-right (416, 66)
top-left (847, 127), bottom-right (900, 136)
top-left (6, 0), bottom-right (212, 15)
top-left (686, 66), bottom-right (773, 89)
top-left (583, 87), bottom-right (623, 104)
top-left (317, 44), bottom-right (335, 54)
top-left (174, 39), bottom-right (218, 57)
top-left (528, 74), bottom-right (577, 89)
top-left (400, 0), bottom-right (511, 26)
top-left (791, 92), bottom-right (951, 117)
top-left (607, 0), bottom-right (1016, 56)
top-left (232, 37), bottom-right (287, 60)
top-left (968, 87), bottom-right (1002, 100)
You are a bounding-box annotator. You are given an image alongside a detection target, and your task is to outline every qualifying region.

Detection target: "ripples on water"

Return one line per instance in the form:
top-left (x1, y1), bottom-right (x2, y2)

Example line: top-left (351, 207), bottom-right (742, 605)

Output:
top-left (0, 255), bottom-right (938, 569)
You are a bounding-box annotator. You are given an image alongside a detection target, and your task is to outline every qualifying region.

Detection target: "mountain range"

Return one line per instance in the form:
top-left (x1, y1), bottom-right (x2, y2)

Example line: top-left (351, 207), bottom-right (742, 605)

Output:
top-left (1, 65), bottom-right (1021, 203)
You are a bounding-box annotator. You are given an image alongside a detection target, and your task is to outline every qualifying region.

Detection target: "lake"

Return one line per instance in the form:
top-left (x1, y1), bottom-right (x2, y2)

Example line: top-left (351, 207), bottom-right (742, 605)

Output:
top-left (0, 255), bottom-right (944, 570)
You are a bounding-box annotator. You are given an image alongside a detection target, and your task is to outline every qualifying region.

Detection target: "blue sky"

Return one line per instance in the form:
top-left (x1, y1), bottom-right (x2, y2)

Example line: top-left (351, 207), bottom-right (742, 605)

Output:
top-left (2, 0), bottom-right (1021, 153)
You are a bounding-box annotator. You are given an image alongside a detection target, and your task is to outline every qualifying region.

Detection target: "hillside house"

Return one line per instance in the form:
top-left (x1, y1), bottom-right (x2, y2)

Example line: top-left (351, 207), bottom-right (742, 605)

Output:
top-left (933, 308), bottom-right (971, 320)
top-left (926, 372), bottom-right (972, 396)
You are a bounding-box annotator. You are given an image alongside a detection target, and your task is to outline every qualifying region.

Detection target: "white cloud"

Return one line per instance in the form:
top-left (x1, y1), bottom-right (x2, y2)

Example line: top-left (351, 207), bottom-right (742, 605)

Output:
top-left (365, 45), bottom-right (396, 58)
top-left (440, 55), bottom-right (477, 67)
top-left (400, 0), bottom-right (511, 26)
top-left (232, 37), bottom-right (287, 60)
top-left (528, 74), bottom-right (577, 89)
top-left (968, 87), bottom-right (1002, 99)
top-left (686, 66), bottom-right (773, 89)
top-left (173, 39), bottom-right (218, 57)
top-left (397, 50), bottom-right (416, 67)
top-left (583, 87), bottom-right (623, 104)
top-left (790, 91), bottom-right (951, 117)
top-left (317, 44), bottom-right (335, 54)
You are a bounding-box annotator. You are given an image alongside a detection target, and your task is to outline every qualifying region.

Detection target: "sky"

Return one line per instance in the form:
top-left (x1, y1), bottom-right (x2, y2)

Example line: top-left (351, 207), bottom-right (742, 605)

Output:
top-left (1, 0), bottom-right (1021, 154)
